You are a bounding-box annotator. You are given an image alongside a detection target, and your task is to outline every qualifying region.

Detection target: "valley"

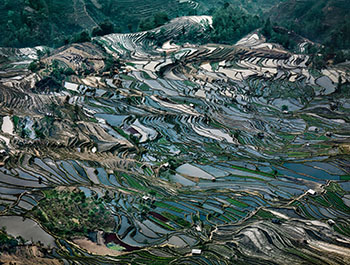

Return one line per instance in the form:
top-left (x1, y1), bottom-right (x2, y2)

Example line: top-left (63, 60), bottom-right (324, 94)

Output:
top-left (0, 4), bottom-right (350, 265)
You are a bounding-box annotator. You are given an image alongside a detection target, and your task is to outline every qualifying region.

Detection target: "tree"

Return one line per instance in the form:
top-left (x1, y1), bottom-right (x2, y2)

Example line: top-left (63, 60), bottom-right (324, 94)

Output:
top-left (281, 105), bottom-right (288, 111)
top-left (211, 4), bottom-right (262, 44)
top-left (138, 17), bottom-right (154, 31)
top-left (153, 12), bottom-right (169, 27)
top-left (127, 23), bottom-right (133, 32)
top-left (138, 12), bottom-right (169, 32)
top-left (28, 61), bottom-right (39, 72)
top-left (92, 26), bottom-right (103, 37)
top-left (72, 31), bottom-right (91, 43)
top-left (262, 18), bottom-right (272, 39)
top-left (92, 21), bottom-right (115, 37)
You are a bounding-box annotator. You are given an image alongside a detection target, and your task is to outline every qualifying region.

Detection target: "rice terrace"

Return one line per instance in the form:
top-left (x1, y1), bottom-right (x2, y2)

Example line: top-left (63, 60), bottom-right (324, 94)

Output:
top-left (1, 0), bottom-right (350, 264)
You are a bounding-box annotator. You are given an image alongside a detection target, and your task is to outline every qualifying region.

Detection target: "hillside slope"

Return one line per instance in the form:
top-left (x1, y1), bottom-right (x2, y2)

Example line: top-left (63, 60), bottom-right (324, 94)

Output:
top-left (196, 0), bottom-right (283, 14)
top-left (0, 0), bottom-right (286, 48)
top-left (0, 0), bottom-right (194, 48)
top-left (269, 0), bottom-right (350, 48)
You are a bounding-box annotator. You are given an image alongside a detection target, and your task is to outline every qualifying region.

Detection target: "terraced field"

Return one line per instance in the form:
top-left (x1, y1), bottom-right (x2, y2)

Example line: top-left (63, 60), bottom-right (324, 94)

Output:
top-left (1, 16), bottom-right (350, 264)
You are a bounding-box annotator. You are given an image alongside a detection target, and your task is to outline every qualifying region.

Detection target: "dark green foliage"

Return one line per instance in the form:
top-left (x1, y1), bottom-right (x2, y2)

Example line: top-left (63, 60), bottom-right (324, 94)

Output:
top-left (1, 0), bottom-right (277, 48)
top-left (72, 31), bottom-right (91, 44)
top-left (138, 12), bottom-right (169, 31)
top-left (172, 3), bottom-right (262, 46)
top-left (196, 0), bottom-right (282, 16)
top-left (171, 24), bottom-right (211, 46)
top-left (33, 121), bottom-right (45, 139)
top-left (153, 12), bottom-right (169, 27)
top-left (330, 21), bottom-right (350, 50)
top-left (162, 212), bottom-right (191, 227)
top-left (261, 18), bottom-right (272, 39)
top-left (281, 105), bottom-right (288, 111)
top-left (303, 43), bottom-right (350, 69)
top-left (0, 0), bottom-right (81, 48)
top-left (92, 21), bottom-right (115, 37)
top-left (139, 18), bottom-right (156, 31)
top-left (34, 77), bottom-right (62, 93)
top-left (28, 60), bottom-right (40, 72)
top-left (269, 0), bottom-right (350, 49)
top-left (0, 230), bottom-right (18, 253)
top-left (261, 21), bottom-right (297, 51)
top-left (210, 4), bottom-right (262, 44)
top-left (31, 189), bottom-right (115, 238)
top-left (64, 67), bottom-right (75, 76)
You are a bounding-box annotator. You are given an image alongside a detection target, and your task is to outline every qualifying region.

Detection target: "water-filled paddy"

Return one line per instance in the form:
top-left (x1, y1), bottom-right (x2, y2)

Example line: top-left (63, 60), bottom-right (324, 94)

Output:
top-left (0, 216), bottom-right (56, 247)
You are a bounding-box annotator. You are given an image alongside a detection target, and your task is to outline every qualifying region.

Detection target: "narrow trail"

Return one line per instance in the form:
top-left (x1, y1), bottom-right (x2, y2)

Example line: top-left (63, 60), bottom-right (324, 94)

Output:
top-left (73, 0), bottom-right (98, 28)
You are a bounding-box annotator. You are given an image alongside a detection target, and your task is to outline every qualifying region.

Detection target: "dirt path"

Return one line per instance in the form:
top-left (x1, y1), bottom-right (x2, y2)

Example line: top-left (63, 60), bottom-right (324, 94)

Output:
top-left (73, 238), bottom-right (122, 256)
top-left (73, 0), bottom-right (98, 28)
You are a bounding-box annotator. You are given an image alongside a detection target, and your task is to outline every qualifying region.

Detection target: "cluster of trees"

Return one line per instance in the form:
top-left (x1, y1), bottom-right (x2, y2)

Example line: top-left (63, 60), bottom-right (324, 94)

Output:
top-left (261, 10), bottom-right (350, 66)
top-left (210, 3), bottom-right (262, 44)
top-left (69, 21), bottom-right (117, 44)
top-left (269, 0), bottom-right (350, 50)
top-left (0, 1), bottom-right (278, 48)
top-left (307, 45), bottom-right (350, 69)
top-left (0, 229), bottom-right (18, 253)
top-left (162, 4), bottom-right (263, 47)
top-left (0, 0), bottom-right (83, 47)
top-left (329, 21), bottom-right (350, 50)
top-left (32, 189), bottom-right (115, 238)
top-left (138, 12), bottom-right (170, 31)
top-left (208, 2), bottom-right (350, 67)
top-left (261, 18), bottom-right (297, 51)
top-left (91, 21), bottom-right (115, 37)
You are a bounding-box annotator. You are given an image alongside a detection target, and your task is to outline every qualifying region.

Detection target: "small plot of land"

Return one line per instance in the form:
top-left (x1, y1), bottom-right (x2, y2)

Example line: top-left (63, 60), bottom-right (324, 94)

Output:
top-left (73, 238), bottom-right (123, 256)
top-left (30, 188), bottom-right (115, 238)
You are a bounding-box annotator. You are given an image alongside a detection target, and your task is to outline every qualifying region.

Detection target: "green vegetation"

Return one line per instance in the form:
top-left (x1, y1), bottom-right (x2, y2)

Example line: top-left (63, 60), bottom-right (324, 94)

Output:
top-left (261, 18), bottom-right (297, 50)
top-left (226, 198), bottom-right (249, 208)
top-left (264, 0), bottom-right (350, 66)
top-left (71, 31), bottom-right (91, 44)
top-left (269, 0), bottom-right (350, 49)
top-left (172, 3), bottom-right (263, 46)
top-left (162, 212), bottom-right (191, 228)
top-left (0, 0), bottom-right (194, 47)
top-left (0, 0), bottom-right (81, 47)
top-left (12, 115), bottom-right (19, 130)
top-left (154, 201), bottom-right (183, 213)
top-left (0, 229), bottom-right (18, 253)
top-left (210, 4), bottom-right (262, 44)
top-left (92, 21), bottom-right (115, 37)
top-left (31, 188), bottom-right (115, 238)
top-left (107, 242), bottom-right (126, 251)
top-left (196, 0), bottom-right (282, 16)
top-left (138, 12), bottom-right (169, 31)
